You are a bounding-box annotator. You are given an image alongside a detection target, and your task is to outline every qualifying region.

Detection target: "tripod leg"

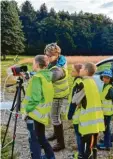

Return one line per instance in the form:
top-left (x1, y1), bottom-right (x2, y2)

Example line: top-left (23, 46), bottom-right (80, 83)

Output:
top-left (11, 113), bottom-right (19, 159)
top-left (2, 88), bottom-right (18, 148)
top-left (22, 86), bottom-right (25, 96)
top-left (11, 85), bottom-right (21, 159)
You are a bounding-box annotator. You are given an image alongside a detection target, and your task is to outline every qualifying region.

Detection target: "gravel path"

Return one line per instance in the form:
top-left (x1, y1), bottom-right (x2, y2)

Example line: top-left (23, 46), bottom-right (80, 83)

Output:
top-left (1, 92), bottom-right (113, 159)
top-left (1, 108), bottom-right (113, 159)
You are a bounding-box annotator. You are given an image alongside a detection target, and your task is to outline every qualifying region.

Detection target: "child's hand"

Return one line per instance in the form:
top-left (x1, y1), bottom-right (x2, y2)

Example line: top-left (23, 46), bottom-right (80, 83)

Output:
top-left (22, 114), bottom-right (28, 121)
top-left (77, 104), bottom-right (81, 109)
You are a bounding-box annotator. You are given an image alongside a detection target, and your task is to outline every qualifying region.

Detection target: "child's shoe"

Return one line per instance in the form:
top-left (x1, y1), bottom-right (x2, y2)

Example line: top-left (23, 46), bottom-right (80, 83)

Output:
top-left (40, 155), bottom-right (47, 159)
top-left (97, 143), bottom-right (111, 151)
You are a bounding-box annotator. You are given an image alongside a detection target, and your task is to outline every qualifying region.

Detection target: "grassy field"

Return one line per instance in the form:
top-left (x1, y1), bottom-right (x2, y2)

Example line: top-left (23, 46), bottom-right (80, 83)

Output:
top-left (1, 127), bottom-right (18, 159)
top-left (1, 55), bottom-right (110, 87)
top-left (1, 55), bottom-right (113, 159)
top-left (1, 55), bottom-right (111, 102)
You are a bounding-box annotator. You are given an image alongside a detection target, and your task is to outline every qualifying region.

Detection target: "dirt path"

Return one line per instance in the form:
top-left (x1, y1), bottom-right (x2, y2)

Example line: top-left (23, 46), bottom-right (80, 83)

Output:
top-left (1, 108), bottom-right (113, 159)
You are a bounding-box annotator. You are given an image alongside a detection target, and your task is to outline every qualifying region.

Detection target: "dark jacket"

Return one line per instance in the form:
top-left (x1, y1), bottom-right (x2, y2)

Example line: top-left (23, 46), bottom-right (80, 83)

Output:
top-left (68, 77), bottom-right (87, 120)
top-left (103, 84), bottom-right (113, 102)
top-left (48, 55), bottom-right (67, 82)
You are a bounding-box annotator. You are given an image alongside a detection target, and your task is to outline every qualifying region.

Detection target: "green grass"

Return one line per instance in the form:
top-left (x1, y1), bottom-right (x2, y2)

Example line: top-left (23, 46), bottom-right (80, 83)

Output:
top-left (1, 55), bottom-right (33, 79)
top-left (1, 55), bottom-right (74, 90)
top-left (1, 55), bottom-right (111, 93)
top-left (1, 126), bottom-right (18, 159)
top-left (1, 55), bottom-right (111, 86)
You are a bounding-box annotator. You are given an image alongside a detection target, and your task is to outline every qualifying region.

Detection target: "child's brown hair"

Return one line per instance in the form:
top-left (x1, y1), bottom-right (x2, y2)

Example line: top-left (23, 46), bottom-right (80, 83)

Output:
top-left (35, 55), bottom-right (48, 68)
top-left (84, 62), bottom-right (97, 76)
top-left (74, 64), bottom-right (83, 74)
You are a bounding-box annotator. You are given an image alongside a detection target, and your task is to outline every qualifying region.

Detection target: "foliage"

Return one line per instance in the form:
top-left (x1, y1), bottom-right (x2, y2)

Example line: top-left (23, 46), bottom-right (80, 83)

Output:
top-left (19, 1), bottom-right (113, 55)
top-left (1, 1), bottom-right (25, 60)
top-left (1, 0), bottom-right (113, 57)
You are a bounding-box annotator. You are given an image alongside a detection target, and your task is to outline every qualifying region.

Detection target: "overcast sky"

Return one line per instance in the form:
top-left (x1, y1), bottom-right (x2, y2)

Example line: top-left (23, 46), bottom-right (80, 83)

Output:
top-left (14, 0), bottom-right (113, 19)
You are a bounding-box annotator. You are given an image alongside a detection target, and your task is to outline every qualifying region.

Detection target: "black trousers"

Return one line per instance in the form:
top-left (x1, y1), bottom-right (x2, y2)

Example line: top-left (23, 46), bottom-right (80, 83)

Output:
top-left (81, 133), bottom-right (98, 159)
top-left (27, 117), bottom-right (55, 159)
top-left (34, 121), bottom-right (55, 159)
top-left (103, 115), bottom-right (112, 147)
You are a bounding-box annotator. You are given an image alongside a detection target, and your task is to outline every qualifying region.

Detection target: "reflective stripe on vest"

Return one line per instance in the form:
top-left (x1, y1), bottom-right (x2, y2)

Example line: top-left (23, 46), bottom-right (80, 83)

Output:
top-left (55, 86), bottom-right (69, 93)
top-left (55, 79), bottom-right (68, 85)
top-left (79, 78), bottom-right (105, 135)
top-left (72, 109), bottom-right (80, 123)
top-left (50, 66), bottom-right (69, 98)
top-left (33, 109), bottom-right (48, 118)
top-left (81, 107), bottom-right (102, 115)
top-left (102, 101), bottom-right (112, 105)
top-left (103, 107), bottom-right (112, 112)
top-left (80, 118), bottom-right (104, 127)
top-left (22, 102), bottom-right (52, 109)
top-left (101, 84), bottom-right (113, 116)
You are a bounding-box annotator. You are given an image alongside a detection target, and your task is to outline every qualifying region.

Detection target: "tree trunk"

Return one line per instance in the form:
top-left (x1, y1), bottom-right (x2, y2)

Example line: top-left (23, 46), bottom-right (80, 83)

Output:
top-left (2, 54), bottom-right (6, 60)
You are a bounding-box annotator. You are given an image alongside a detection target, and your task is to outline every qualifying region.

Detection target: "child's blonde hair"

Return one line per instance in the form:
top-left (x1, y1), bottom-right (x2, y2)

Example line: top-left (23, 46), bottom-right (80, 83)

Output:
top-left (44, 43), bottom-right (61, 55)
top-left (84, 62), bottom-right (97, 76)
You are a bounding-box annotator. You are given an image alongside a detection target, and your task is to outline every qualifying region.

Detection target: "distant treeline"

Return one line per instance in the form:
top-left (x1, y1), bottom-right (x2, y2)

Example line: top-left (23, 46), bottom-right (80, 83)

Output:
top-left (1, 0), bottom-right (113, 60)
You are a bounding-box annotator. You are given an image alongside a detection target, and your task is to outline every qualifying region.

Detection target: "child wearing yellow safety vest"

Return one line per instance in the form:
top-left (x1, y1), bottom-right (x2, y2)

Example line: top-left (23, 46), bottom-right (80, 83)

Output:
top-left (97, 69), bottom-right (113, 151)
top-left (69, 62), bottom-right (105, 159)
top-left (68, 64), bottom-right (83, 159)
top-left (21, 55), bottom-right (55, 159)
top-left (79, 63), bottom-right (105, 159)
top-left (44, 43), bottom-right (69, 152)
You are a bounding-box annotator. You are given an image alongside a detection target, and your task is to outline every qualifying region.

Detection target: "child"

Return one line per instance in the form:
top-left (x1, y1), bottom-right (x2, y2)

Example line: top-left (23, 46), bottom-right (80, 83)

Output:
top-left (68, 62), bottom-right (105, 159)
top-left (44, 43), bottom-right (69, 151)
top-left (44, 42), bottom-right (67, 69)
top-left (21, 55), bottom-right (55, 159)
top-left (97, 69), bottom-right (113, 150)
top-left (68, 64), bottom-right (83, 159)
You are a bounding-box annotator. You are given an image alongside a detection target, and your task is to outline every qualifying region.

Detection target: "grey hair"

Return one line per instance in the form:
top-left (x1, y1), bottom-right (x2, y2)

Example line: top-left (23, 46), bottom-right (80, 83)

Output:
top-left (44, 42), bottom-right (61, 55)
top-left (35, 55), bottom-right (48, 68)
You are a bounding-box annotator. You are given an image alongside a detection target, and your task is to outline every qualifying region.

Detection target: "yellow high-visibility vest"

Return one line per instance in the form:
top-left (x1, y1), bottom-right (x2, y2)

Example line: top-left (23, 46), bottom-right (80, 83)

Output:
top-left (79, 78), bottom-right (105, 135)
top-left (101, 84), bottom-right (113, 116)
top-left (21, 72), bottom-right (54, 126)
top-left (50, 66), bottom-right (69, 98)
top-left (68, 78), bottom-right (82, 124)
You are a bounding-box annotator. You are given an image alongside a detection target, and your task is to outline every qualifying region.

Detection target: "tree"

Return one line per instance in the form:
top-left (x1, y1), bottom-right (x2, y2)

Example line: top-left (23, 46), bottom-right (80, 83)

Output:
top-left (56, 19), bottom-right (76, 55)
top-left (58, 11), bottom-right (70, 21)
top-left (72, 15), bottom-right (93, 55)
top-left (101, 25), bottom-right (113, 53)
top-left (33, 16), bottom-right (60, 54)
top-left (20, 0), bottom-right (36, 18)
top-left (20, 0), bottom-right (36, 54)
top-left (36, 3), bottom-right (48, 21)
top-left (1, 1), bottom-right (25, 60)
top-left (49, 8), bottom-right (57, 18)
top-left (19, 1), bottom-right (113, 56)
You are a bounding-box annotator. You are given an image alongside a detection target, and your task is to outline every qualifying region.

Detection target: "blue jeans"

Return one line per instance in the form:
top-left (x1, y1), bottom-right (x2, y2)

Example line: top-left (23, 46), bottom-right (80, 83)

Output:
top-left (104, 115), bottom-right (112, 147)
top-left (27, 119), bottom-right (55, 159)
top-left (74, 124), bottom-right (83, 156)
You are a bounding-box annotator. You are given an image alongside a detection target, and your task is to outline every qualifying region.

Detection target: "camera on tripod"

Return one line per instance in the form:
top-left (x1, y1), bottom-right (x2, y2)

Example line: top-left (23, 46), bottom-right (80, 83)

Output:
top-left (7, 65), bottom-right (30, 81)
top-left (11, 65), bottom-right (28, 76)
top-left (2, 66), bottom-right (28, 159)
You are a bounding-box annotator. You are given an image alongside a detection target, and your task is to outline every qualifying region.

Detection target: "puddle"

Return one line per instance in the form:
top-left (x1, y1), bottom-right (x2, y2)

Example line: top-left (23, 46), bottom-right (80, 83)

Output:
top-left (0, 101), bottom-right (13, 110)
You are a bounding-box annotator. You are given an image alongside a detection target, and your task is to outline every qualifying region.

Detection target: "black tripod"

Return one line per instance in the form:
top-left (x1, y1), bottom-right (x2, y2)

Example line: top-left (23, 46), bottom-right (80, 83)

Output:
top-left (2, 77), bottom-right (25, 159)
